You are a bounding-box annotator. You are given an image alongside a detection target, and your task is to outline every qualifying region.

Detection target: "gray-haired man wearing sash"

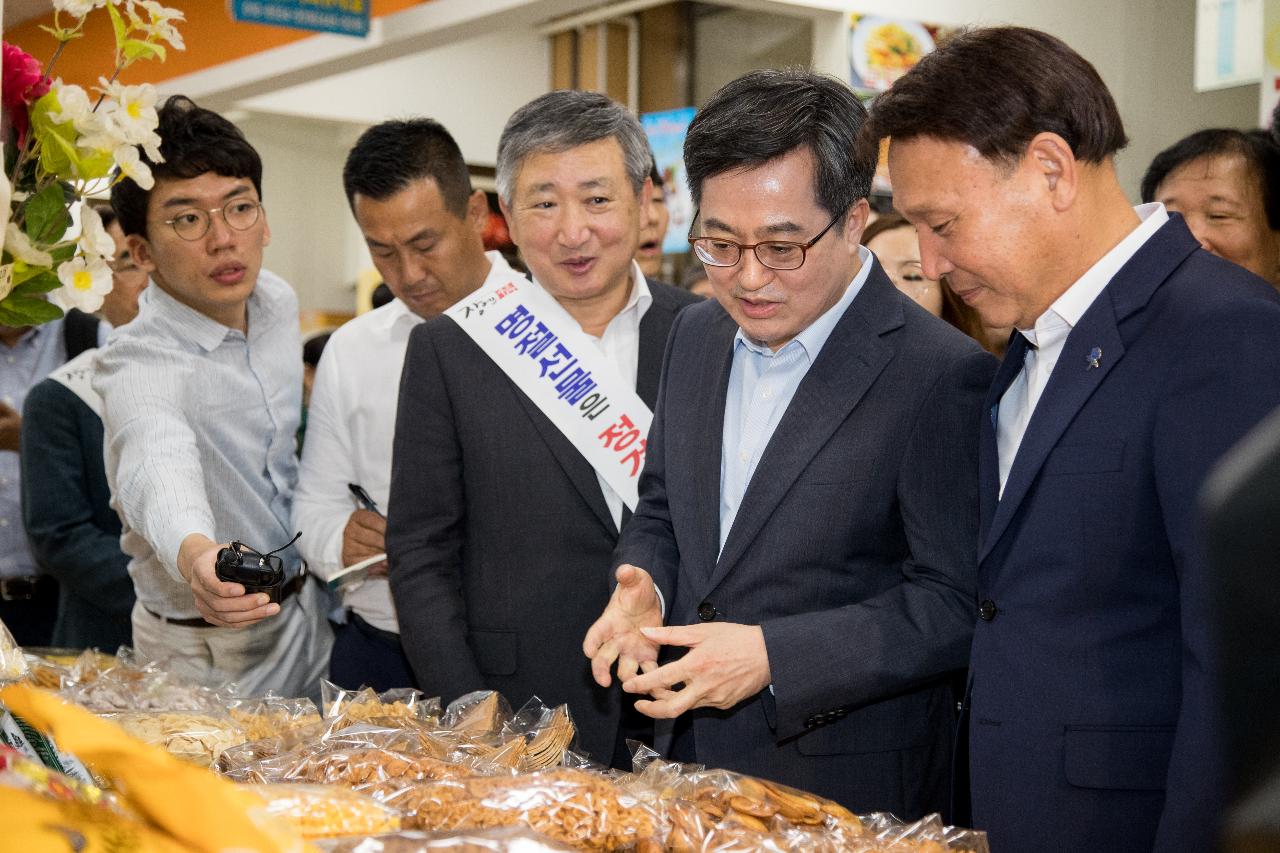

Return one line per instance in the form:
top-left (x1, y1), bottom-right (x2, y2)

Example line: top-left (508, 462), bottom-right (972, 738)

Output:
top-left (386, 90), bottom-right (698, 768)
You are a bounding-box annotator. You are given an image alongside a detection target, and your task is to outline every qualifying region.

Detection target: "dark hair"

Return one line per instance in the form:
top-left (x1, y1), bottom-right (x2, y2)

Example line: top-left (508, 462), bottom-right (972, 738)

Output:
top-left (1140, 128), bottom-right (1280, 229)
top-left (684, 68), bottom-right (873, 221)
top-left (111, 95), bottom-right (262, 240)
top-left (861, 211), bottom-right (993, 352)
top-left (343, 118), bottom-right (473, 217)
top-left (649, 163), bottom-right (665, 189)
top-left (92, 202), bottom-right (117, 231)
top-left (496, 90), bottom-right (651, 205)
top-left (863, 27), bottom-right (1127, 167)
top-left (370, 282), bottom-right (394, 309)
top-left (302, 332), bottom-right (331, 368)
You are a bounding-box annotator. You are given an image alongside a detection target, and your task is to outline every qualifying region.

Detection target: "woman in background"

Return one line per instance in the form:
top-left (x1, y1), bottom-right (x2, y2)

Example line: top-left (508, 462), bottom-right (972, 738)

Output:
top-left (862, 212), bottom-right (1000, 353)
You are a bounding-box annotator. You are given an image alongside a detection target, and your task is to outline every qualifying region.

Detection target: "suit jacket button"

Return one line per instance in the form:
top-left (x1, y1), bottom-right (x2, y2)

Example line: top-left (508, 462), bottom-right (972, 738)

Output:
top-left (697, 601), bottom-right (717, 622)
top-left (805, 716), bottom-right (817, 730)
top-left (979, 599), bottom-right (997, 622)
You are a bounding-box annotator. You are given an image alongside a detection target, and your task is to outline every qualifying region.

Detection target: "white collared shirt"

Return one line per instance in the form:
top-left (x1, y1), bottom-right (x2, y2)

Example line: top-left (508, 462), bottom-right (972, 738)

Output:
top-left (997, 203), bottom-right (1169, 494)
top-left (293, 251), bottom-right (519, 632)
top-left (532, 261), bottom-right (653, 530)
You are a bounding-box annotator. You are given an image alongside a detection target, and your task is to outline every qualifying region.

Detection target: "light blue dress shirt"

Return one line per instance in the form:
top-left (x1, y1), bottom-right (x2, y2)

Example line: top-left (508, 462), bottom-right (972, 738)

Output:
top-left (94, 271), bottom-right (304, 619)
top-left (719, 246), bottom-right (875, 552)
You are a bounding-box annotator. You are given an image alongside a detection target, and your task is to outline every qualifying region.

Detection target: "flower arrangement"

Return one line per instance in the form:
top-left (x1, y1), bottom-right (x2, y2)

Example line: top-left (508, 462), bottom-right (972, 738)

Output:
top-left (0, 0), bottom-right (184, 325)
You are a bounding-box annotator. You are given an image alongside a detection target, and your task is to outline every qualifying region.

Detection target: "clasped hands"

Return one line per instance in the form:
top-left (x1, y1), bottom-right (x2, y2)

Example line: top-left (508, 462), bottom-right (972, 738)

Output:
top-left (582, 564), bottom-right (771, 718)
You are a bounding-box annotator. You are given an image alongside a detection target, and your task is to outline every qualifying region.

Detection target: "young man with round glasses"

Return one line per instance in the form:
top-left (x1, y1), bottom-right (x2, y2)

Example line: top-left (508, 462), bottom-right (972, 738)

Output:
top-left (584, 69), bottom-right (996, 816)
top-left (93, 95), bottom-right (331, 697)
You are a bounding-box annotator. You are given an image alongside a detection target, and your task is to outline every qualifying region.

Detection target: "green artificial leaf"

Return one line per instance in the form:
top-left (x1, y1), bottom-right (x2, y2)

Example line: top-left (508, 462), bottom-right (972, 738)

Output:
top-left (50, 243), bottom-right (77, 264)
top-left (11, 271), bottom-right (63, 296)
top-left (107, 1), bottom-right (128, 52)
top-left (0, 295), bottom-right (64, 326)
top-left (23, 183), bottom-right (71, 245)
top-left (9, 260), bottom-right (48, 287)
top-left (122, 39), bottom-right (163, 64)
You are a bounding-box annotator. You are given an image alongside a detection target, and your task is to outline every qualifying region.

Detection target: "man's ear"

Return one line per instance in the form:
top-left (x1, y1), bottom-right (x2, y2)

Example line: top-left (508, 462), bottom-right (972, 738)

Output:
top-left (1025, 132), bottom-right (1078, 211)
top-left (841, 198), bottom-right (871, 251)
top-left (498, 195), bottom-right (520, 248)
top-left (127, 233), bottom-right (158, 274)
top-left (638, 176), bottom-right (654, 231)
top-left (465, 188), bottom-right (488, 234)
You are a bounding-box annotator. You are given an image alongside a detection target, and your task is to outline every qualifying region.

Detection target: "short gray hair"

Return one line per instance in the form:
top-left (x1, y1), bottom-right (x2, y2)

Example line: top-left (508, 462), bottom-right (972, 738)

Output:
top-left (496, 90), bottom-right (653, 206)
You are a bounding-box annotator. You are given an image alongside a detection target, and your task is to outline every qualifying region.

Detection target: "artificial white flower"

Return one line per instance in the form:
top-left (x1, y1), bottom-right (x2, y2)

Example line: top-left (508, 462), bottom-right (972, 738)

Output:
top-left (95, 79), bottom-right (161, 144)
top-left (4, 223), bottom-right (55, 267)
top-left (52, 0), bottom-right (106, 18)
top-left (78, 201), bottom-right (116, 258)
top-left (44, 81), bottom-right (93, 126)
top-left (0, 266), bottom-right (14, 302)
top-left (112, 144), bottom-right (154, 190)
top-left (129, 0), bottom-right (185, 50)
top-left (53, 254), bottom-right (114, 312)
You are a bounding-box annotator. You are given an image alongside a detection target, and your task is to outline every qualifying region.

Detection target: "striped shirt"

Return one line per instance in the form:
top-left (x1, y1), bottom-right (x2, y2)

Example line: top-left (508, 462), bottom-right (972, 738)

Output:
top-left (94, 271), bottom-right (303, 620)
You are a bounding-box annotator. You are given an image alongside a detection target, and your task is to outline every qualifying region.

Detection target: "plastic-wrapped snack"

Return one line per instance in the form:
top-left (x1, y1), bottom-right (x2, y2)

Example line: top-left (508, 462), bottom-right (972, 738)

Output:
top-left (101, 710), bottom-right (248, 767)
top-left (857, 812), bottom-right (989, 853)
top-left (385, 767), bottom-right (658, 851)
top-left (323, 682), bottom-right (442, 730)
top-left (243, 782), bottom-right (402, 839)
top-left (499, 699), bottom-right (576, 772)
top-left (230, 696), bottom-right (323, 741)
top-left (0, 619), bottom-right (29, 682)
top-left (63, 659), bottom-right (225, 713)
top-left (315, 827), bottom-right (579, 851)
top-left (284, 747), bottom-right (484, 788)
top-left (441, 691), bottom-right (511, 736)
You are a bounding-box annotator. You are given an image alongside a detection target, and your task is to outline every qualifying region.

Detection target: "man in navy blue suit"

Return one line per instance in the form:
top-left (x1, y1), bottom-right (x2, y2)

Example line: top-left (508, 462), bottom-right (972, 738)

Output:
top-left (868, 26), bottom-right (1280, 852)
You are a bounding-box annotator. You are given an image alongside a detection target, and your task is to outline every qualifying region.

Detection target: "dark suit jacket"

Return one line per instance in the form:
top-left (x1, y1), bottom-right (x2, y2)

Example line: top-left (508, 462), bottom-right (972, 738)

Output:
top-left (616, 263), bottom-right (996, 816)
top-left (20, 378), bottom-right (134, 651)
top-left (967, 216), bottom-right (1280, 853)
top-left (387, 281), bottom-right (698, 764)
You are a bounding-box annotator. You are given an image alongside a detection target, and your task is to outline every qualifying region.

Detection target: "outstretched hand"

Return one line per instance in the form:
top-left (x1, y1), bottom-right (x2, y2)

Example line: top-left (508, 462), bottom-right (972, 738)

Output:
top-left (582, 564), bottom-right (664, 687)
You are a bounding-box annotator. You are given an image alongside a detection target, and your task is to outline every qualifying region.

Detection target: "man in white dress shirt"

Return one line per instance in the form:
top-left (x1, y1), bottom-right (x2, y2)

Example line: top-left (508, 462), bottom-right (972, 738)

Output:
top-left (96, 96), bottom-right (330, 696)
top-left (293, 118), bottom-right (513, 690)
top-left (867, 26), bottom-right (1280, 852)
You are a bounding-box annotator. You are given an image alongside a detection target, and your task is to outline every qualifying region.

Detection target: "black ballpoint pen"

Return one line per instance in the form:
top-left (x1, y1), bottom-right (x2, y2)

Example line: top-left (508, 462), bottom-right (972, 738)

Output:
top-left (347, 483), bottom-right (384, 517)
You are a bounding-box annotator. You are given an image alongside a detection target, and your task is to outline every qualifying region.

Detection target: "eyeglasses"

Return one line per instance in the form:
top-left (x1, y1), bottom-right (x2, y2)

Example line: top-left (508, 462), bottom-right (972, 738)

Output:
top-left (688, 211), bottom-right (842, 271)
top-left (161, 199), bottom-right (263, 241)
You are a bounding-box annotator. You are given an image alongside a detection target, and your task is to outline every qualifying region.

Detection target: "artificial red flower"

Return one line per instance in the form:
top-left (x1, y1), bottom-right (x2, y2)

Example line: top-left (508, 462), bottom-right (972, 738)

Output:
top-left (2, 42), bottom-right (51, 147)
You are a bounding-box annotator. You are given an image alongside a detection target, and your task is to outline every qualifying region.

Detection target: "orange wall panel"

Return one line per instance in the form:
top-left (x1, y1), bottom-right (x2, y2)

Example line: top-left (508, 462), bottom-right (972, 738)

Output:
top-left (5, 0), bottom-right (427, 88)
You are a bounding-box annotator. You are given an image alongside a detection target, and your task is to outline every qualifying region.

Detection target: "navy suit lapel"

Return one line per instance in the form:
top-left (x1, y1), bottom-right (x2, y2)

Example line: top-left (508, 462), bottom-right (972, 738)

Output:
top-left (709, 268), bottom-right (902, 592)
top-left (979, 334), bottom-right (1032, 548)
top-left (690, 310), bottom-right (738, 589)
top-left (980, 306), bottom-right (1126, 561)
top-left (979, 215), bottom-right (1202, 563)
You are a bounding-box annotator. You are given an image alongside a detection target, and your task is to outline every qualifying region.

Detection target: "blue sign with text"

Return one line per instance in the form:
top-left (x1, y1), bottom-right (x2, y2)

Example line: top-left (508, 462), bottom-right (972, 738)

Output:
top-left (231, 0), bottom-right (369, 37)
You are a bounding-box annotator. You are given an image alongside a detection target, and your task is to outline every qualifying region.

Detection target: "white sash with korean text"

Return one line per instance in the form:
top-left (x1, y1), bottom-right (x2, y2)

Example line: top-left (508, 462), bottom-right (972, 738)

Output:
top-left (47, 349), bottom-right (103, 418)
top-left (445, 276), bottom-right (651, 510)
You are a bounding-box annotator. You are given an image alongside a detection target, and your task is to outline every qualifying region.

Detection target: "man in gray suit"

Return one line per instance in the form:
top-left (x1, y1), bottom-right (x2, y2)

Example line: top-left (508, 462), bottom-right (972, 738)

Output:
top-left (584, 69), bottom-right (995, 816)
top-left (387, 90), bottom-right (699, 768)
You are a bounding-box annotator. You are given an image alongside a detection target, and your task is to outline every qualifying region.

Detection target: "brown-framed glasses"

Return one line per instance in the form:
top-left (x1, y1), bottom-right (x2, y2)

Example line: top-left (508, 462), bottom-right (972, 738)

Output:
top-left (688, 211), bottom-right (841, 271)
top-left (161, 200), bottom-right (263, 241)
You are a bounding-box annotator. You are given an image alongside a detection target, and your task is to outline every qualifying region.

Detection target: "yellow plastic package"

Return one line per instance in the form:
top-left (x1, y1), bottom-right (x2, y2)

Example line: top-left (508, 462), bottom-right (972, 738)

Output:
top-left (0, 683), bottom-right (313, 853)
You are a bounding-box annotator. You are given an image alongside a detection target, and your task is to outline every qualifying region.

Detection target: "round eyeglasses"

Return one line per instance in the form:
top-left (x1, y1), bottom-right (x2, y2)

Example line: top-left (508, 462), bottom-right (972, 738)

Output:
top-left (688, 211), bottom-right (842, 271)
top-left (162, 200), bottom-right (263, 241)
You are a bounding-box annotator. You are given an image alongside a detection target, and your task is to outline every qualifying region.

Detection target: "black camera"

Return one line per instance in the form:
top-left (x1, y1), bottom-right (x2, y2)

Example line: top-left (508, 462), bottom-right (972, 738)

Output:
top-left (214, 533), bottom-right (299, 603)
